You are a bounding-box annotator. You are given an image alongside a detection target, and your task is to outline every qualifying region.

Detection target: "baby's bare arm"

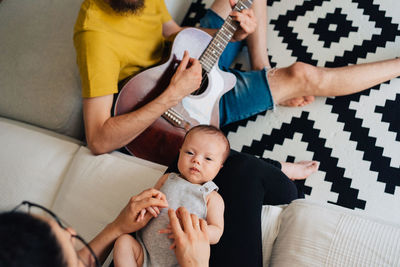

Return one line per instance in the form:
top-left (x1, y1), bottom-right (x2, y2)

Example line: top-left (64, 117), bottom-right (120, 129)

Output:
top-left (206, 191), bottom-right (225, 244)
top-left (154, 173), bottom-right (169, 190)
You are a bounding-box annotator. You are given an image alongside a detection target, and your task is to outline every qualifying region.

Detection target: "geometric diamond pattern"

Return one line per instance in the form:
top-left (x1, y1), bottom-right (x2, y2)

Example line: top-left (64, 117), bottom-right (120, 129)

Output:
top-left (182, 0), bottom-right (400, 223)
top-left (309, 8), bottom-right (358, 48)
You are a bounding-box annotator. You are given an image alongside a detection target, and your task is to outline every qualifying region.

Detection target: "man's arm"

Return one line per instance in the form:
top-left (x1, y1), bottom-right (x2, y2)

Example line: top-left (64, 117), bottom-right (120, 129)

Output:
top-left (84, 51), bottom-right (202, 154)
top-left (162, 20), bottom-right (183, 39)
top-left (162, 19), bottom-right (219, 40)
top-left (83, 92), bottom-right (174, 155)
top-left (162, 3), bottom-right (256, 43)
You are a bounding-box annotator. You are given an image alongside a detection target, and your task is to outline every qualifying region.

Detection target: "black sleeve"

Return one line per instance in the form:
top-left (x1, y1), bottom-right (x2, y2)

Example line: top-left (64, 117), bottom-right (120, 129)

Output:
top-left (167, 149), bottom-right (300, 267)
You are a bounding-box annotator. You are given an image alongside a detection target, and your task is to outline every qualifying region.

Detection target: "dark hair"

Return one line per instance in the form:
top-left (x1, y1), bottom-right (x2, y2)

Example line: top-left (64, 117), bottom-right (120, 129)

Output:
top-left (0, 212), bottom-right (67, 267)
top-left (184, 125), bottom-right (231, 163)
top-left (109, 0), bottom-right (145, 14)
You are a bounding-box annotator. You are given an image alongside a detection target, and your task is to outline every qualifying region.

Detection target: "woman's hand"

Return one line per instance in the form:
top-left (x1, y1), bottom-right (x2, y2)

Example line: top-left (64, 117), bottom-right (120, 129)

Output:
top-left (168, 207), bottom-right (210, 267)
top-left (110, 188), bottom-right (168, 236)
top-left (136, 192), bottom-right (164, 222)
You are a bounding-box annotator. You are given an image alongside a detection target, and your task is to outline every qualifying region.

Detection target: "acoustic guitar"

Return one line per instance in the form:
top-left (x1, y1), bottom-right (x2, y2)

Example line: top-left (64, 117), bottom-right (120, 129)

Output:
top-left (114, 0), bottom-right (253, 166)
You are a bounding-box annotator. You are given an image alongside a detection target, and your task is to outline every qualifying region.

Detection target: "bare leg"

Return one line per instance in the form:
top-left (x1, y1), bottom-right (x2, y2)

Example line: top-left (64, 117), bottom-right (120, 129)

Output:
top-left (280, 96), bottom-right (315, 107)
top-left (210, 0), bottom-right (232, 20)
top-left (113, 234), bottom-right (144, 267)
top-left (246, 0), bottom-right (271, 70)
top-left (210, 1), bottom-right (400, 107)
top-left (281, 161), bottom-right (320, 180)
top-left (211, 0), bottom-right (270, 70)
top-left (269, 58), bottom-right (400, 106)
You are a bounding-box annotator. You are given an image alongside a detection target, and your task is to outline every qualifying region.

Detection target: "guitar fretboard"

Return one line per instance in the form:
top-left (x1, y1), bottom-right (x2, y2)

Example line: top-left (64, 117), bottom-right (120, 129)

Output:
top-left (199, 0), bottom-right (253, 73)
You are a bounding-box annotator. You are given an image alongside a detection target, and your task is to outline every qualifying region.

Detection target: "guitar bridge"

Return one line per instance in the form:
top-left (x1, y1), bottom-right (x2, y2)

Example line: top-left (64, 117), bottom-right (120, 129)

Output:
top-left (162, 109), bottom-right (191, 131)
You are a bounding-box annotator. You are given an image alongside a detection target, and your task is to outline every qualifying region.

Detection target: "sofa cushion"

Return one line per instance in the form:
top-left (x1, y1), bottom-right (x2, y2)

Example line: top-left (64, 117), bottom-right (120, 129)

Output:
top-left (260, 205), bottom-right (284, 266)
top-left (0, 117), bottom-right (81, 210)
top-left (51, 147), bottom-right (167, 241)
top-left (0, 0), bottom-right (84, 140)
top-left (269, 199), bottom-right (400, 266)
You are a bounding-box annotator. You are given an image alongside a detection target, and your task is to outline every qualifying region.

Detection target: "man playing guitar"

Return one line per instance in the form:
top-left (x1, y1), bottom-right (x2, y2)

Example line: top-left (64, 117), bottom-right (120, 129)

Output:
top-left (74, 0), bottom-right (400, 165)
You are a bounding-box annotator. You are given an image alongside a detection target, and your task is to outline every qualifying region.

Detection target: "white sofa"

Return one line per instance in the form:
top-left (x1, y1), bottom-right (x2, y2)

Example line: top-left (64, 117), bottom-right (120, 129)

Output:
top-left (1, 0), bottom-right (400, 266)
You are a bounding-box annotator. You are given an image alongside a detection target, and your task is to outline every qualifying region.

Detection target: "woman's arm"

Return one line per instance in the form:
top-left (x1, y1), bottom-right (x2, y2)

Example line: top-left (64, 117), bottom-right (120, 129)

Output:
top-left (136, 173), bottom-right (170, 221)
top-left (78, 189), bottom-right (168, 265)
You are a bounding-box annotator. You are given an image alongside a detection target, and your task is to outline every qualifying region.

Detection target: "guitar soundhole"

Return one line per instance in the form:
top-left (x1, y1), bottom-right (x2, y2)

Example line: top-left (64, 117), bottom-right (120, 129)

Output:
top-left (191, 68), bottom-right (208, 96)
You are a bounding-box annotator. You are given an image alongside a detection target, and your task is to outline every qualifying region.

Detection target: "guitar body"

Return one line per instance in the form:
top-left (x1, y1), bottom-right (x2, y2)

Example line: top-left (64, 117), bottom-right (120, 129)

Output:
top-left (114, 28), bottom-right (236, 166)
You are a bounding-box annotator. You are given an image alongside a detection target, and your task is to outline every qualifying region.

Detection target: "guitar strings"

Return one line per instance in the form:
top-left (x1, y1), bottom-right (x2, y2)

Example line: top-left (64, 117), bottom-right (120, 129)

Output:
top-left (191, 69), bottom-right (208, 96)
top-left (191, 2), bottom-right (241, 96)
top-left (199, 72), bottom-right (209, 95)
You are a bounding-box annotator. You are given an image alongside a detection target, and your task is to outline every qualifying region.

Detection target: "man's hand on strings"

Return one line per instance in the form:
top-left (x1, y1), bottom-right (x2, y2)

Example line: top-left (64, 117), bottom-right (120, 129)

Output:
top-left (229, 0), bottom-right (257, 42)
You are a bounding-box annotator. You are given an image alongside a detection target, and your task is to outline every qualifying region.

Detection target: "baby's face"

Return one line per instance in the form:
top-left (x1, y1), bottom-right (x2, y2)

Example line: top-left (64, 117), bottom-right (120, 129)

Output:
top-left (178, 132), bottom-right (225, 184)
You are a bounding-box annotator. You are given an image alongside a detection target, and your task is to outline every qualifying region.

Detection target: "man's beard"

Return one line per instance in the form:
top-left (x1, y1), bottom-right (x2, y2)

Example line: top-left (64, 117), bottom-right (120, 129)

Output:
top-left (109, 0), bottom-right (145, 14)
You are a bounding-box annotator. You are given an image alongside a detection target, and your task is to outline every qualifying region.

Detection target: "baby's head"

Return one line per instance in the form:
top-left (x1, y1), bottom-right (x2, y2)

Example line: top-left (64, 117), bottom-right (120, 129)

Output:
top-left (177, 125), bottom-right (230, 185)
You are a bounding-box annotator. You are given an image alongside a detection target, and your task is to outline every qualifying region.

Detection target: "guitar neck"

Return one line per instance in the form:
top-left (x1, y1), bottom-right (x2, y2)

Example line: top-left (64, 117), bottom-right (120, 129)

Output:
top-left (199, 0), bottom-right (253, 73)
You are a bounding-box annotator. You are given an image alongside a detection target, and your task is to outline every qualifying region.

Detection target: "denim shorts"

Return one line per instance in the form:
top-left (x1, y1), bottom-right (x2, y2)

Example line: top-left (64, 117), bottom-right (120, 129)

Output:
top-left (200, 9), bottom-right (274, 127)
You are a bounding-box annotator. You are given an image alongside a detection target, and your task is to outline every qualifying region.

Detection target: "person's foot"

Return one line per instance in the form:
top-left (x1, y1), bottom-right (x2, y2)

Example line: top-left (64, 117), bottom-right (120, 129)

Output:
top-left (280, 161), bottom-right (320, 180)
top-left (279, 96), bottom-right (315, 107)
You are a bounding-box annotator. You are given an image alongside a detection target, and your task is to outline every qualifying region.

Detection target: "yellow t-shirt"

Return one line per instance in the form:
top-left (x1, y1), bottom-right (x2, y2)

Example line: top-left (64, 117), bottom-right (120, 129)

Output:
top-left (74, 0), bottom-right (172, 98)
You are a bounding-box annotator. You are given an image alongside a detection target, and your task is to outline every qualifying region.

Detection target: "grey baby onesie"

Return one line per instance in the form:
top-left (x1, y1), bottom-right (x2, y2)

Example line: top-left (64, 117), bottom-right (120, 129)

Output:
top-left (137, 172), bottom-right (218, 267)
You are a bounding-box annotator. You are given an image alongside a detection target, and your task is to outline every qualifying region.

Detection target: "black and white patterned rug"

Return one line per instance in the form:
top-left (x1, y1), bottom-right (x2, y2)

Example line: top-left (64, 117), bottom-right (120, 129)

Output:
top-left (182, 0), bottom-right (400, 223)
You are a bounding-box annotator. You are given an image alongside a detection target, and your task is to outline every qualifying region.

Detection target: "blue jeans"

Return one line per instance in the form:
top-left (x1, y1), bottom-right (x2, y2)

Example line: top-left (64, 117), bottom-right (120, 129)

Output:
top-left (200, 9), bottom-right (274, 127)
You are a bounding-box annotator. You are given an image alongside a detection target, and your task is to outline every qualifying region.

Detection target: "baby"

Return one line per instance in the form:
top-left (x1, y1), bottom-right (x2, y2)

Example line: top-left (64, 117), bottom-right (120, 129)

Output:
top-left (113, 125), bottom-right (229, 267)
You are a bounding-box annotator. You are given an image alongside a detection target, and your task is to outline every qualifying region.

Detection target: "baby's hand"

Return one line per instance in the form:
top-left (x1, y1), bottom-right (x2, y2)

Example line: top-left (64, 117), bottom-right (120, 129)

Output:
top-left (159, 224), bottom-right (176, 249)
top-left (159, 224), bottom-right (172, 234)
